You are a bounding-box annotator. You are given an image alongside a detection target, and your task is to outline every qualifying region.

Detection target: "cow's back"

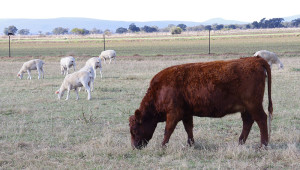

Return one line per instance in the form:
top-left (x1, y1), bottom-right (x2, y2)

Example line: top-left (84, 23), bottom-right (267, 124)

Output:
top-left (146, 57), bottom-right (268, 118)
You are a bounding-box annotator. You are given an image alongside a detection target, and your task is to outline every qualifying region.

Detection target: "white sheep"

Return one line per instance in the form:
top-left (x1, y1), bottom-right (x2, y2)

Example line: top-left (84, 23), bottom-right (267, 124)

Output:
top-left (84, 57), bottom-right (102, 78)
top-left (60, 56), bottom-right (76, 75)
top-left (79, 65), bottom-right (95, 91)
top-left (55, 71), bottom-right (93, 100)
top-left (254, 50), bottom-right (284, 69)
top-left (17, 59), bottom-right (45, 80)
top-left (99, 50), bottom-right (116, 64)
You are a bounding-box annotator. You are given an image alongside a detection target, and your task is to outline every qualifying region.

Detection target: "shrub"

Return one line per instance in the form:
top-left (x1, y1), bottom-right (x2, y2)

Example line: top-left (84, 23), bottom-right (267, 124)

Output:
top-left (171, 27), bottom-right (182, 35)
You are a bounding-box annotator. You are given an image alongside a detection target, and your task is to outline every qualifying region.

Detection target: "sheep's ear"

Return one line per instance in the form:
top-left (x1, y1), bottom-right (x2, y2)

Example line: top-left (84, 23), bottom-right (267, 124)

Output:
top-left (55, 90), bottom-right (59, 94)
top-left (134, 109), bottom-right (142, 123)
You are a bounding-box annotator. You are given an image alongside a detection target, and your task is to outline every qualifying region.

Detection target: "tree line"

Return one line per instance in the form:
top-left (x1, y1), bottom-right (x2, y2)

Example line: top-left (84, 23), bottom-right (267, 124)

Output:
top-left (3, 18), bottom-right (300, 36)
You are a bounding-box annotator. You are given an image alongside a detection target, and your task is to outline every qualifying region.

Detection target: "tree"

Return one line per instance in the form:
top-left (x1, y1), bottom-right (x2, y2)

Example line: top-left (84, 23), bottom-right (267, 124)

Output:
top-left (268, 18), bottom-right (284, 28)
top-left (18, 29), bottom-right (30, 35)
top-left (252, 21), bottom-right (259, 29)
top-left (52, 27), bottom-right (69, 35)
top-left (171, 27), bottom-right (182, 35)
top-left (4, 25), bottom-right (18, 35)
top-left (252, 18), bottom-right (284, 29)
top-left (141, 25), bottom-right (158, 33)
top-left (292, 18), bottom-right (300, 27)
top-left (227, 24), bottom-right (236, 29)
top-left (186, 25), bottom-right (205, 31)
top-left (245, 24), bottom-right (251, 29)
top-left (104, 29), bottom-right (112, 36)
top-left (71, 28), bottom-right (89, 35)
top-left (204, 25), bottom-right (212, 30)
top-left (90, 28), bottom-right (103, 34)
top-left (215, 24), bottom-right (224, 30)
top-left (116, 27), bottom-right (128, 34)
top-left (177, 24), bottom-right (187, 31)
top-left (128, 23), bottom-right (140, 32)
top-left (71, 28), bottom-right (90, 35)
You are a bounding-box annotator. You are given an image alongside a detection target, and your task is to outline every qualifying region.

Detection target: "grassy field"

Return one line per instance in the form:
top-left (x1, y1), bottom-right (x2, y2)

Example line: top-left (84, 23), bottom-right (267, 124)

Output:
top-left (0, 29), bottom-right (300, 169)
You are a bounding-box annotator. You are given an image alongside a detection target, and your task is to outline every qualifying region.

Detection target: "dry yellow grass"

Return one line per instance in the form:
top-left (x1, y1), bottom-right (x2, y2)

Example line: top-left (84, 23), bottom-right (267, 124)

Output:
top-left (0, 53), bottom-right (299, 169)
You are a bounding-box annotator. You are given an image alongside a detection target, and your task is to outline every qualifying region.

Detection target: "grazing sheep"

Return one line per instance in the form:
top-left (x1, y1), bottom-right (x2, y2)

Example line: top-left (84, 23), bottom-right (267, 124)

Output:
top-left (17, 59), bottom-right (45, 80)
top-left (254, 50), bottom-right (284, 69)
top-left (60, 56), bottom-right (76, 75)
top-left (55, 71), bottom-right (93, 100)
top-left (79, 66), bottom-right (95, 91)
top-left (99, 50), bottom-right (116, 64)
top-left (84, 57), bottom-right (102, 78)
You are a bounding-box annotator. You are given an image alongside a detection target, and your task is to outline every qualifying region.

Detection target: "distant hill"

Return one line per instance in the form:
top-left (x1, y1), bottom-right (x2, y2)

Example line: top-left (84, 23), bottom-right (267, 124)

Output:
top-left (0, 15), bottom-right (299, 35)
top-left (201, 18), bottom-right (247, 25)
top-left (0, 17), bottom-right (247, 34)
top-left (284, 15), bottom-right (300, 22)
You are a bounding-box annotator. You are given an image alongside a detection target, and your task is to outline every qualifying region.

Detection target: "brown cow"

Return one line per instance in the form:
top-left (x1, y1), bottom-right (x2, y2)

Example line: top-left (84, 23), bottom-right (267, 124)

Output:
top-left (129, 56), bottom-right (273, 149)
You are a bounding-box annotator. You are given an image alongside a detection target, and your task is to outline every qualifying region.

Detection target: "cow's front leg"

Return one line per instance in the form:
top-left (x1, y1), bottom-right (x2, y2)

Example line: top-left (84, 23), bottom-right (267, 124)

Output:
top-left (183, 116), bottom-right (194, 146)
top-left (162, 114), bottom-right (180, 146)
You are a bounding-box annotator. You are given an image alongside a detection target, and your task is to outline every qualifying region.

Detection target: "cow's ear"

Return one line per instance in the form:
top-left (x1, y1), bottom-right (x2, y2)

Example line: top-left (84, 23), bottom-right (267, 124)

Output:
top-left (134, 109), bottom-right (142, 123)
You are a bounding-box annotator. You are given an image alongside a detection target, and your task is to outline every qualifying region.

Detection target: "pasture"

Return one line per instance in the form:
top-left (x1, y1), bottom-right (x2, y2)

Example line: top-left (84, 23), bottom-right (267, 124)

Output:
top-left (0, 29), bottom-right (300, 169)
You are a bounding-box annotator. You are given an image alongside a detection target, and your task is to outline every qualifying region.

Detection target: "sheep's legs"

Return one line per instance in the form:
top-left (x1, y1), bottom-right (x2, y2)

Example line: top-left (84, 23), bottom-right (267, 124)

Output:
top-left (37, 68), bottom-right (41, 79)
top-left (99, 68), bottom-right (103, 78)
top-left (88, 78), bottom-right (94, 92)
top-left (93, 68), bottom-right (97, 79)
top-left (87, 88), bottom-right (91, 100)
top-left (27, 70), bottom-right (32, 80)
top-left (41, 68), bottom-right (44, 79)
top-left (82, 82), bottom-right (91, 100)
top-left (65, 87), bottom-right (70, 100)
top-left (75, 88), bottom-right (79, 100)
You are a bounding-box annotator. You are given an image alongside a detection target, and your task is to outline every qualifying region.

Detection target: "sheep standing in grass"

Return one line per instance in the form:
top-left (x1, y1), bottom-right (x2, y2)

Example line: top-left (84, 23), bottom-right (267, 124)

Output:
top-left (17, 59), bottom-right (45, 80)
top-left (60, 56), bottom-right (76, 75)
top-left (99, 50), bottom-right (116, 64)
top-left (85, 57), bottom-right (102, 78)
top-left (79, 66), bottom-right (95, 91)
top-left (55, 71), bottom-right (93, 100)
top-left (254, 50), bottom-right (284, 69)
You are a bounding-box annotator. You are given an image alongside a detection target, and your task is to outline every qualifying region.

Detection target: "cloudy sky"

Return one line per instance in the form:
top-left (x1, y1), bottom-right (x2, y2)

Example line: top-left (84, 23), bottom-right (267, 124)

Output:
top-left (1, 0), bottom-right (299, 22)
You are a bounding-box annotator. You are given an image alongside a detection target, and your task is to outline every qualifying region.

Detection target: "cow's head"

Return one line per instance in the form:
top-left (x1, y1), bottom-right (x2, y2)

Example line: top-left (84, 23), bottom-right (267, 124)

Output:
top-left (129, 109), bottom-right (157, 149)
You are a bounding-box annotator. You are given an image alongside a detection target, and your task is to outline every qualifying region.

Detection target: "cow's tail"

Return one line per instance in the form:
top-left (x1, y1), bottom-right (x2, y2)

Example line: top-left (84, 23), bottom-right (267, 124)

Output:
top-left (261, 57), bottom-right (273, 142)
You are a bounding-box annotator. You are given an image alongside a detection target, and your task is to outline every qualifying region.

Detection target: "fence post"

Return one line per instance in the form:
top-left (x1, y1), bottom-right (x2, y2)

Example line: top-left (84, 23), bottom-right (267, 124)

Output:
top-left (8, 32), bottom-right (14, 57)
top-left (103, 34), bottom-right (106, 51)
top-left (208, 29), bottom-right (211, 55)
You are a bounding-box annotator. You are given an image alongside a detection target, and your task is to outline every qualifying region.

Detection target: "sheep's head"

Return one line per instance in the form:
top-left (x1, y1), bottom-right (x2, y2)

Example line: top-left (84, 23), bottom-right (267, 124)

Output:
top-left (17, 72), bottom-right (23, 79)
top-left (279, 63), bottom-right (284, 69)
top-left (55, 90), bottom-right (63, 99)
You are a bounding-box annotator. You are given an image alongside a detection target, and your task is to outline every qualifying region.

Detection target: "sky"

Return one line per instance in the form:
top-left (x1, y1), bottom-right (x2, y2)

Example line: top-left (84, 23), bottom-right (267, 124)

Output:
top-left (1, 0), bottom-right (299, 22)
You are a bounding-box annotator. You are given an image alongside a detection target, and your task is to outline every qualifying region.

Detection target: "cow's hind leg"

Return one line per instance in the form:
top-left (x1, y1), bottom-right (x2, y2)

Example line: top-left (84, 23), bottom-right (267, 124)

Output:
top-left (248, 106), bottom-right (268, 147)
top-left (182, 116), bottom-right (194, 146)
top-left (239, 110), bottom-right (254, 145)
